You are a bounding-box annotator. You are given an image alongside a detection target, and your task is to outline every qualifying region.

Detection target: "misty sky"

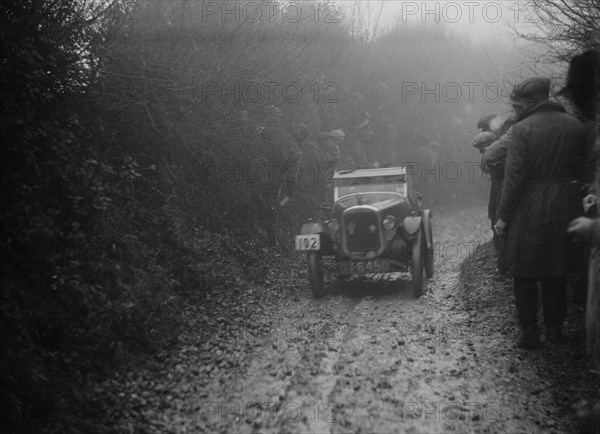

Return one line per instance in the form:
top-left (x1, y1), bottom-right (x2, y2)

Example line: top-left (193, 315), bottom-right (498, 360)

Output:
top-left (374, 1), bottom-right (539, 45)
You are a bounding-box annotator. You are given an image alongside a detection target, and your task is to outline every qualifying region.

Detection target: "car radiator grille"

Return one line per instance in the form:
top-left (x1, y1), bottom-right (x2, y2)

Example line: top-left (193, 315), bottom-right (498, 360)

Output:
top-left (344, 211), bottom-right (380, 252)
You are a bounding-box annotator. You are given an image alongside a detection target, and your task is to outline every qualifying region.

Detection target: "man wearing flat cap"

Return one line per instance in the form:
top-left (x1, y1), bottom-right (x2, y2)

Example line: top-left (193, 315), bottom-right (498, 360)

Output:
top-left (493, 76), bottom-right (588, 348)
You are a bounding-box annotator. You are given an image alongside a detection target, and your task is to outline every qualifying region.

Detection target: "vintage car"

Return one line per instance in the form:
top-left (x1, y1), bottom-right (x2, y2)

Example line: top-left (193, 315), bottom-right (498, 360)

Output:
top-left (295, 166), bottom-right (434, 298)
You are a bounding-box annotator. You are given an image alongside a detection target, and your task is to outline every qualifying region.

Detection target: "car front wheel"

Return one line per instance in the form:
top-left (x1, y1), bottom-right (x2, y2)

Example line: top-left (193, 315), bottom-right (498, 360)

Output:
top-left (411, 230), bottom-right (425, 298)
top-left (425, 242), bottom-right (434, 278)
top-left (307, 251), bottom-right (326, 298)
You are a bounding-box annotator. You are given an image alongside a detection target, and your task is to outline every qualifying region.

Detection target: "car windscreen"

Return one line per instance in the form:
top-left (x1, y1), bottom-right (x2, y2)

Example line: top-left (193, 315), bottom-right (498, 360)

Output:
top-left (334, 192), bottom-right (406, 209)
top-left (336, 175), bottom-right (406, 198)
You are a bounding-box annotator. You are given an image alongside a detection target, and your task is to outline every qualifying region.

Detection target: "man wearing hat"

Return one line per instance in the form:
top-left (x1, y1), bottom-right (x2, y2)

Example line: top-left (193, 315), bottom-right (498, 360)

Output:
top-left (297, 129), bottom-right (346, 218)
top-left (476, 111), bottom-right (517, 258)
top-left (329, 129), bottom-right (357, 169)
top-left (562, 49), bottom-right (600, 364)
top-left (312, 129), bottom-right (345, 169)
top-left (493, 76), bottom-right (587, 348)
top-left (254, 112), bottom-right (303, 208)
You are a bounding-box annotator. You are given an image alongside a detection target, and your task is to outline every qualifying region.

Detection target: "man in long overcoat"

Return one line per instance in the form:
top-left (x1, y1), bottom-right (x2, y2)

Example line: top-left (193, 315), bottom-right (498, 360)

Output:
top-left (494, 76), bottom-right (588, 348)
top-left (563, 49), bottom-right (600, 364)
top-left (255, 107), bottom-right (304, 208)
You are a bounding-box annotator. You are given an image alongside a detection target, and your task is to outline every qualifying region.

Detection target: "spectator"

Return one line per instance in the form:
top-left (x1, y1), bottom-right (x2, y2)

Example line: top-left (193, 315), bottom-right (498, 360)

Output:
top-left (494, 76), bottom-right (588, 348)
top-left (562, 49), bottom-right (600, 363)
top-left (476, 111), bottom-right (516, 261)
top-left (297, 129), bottom-right (346, 218)
top-left (255, 106), bottom-right (303, 207)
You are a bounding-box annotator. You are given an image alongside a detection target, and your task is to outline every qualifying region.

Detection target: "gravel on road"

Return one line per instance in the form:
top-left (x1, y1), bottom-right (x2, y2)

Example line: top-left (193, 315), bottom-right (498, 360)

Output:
top-left (98, 204), bottom-right (599, 434)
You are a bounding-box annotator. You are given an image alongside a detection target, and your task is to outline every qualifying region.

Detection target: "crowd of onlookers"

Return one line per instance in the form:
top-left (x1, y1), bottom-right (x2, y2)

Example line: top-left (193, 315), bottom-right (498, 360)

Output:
top-left (473, 50), bottom-right (599, 355)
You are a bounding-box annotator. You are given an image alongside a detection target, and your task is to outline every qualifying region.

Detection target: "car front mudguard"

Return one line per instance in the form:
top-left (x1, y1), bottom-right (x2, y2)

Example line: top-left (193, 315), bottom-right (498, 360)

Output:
top-left (401, 215), bottom-right (421, 243)
top-left (421, 209), bottom-right (433, 250)
top-left (401, 212), bottom-right (432, 249)
top-left (300, 221), bottom-right (325, 235)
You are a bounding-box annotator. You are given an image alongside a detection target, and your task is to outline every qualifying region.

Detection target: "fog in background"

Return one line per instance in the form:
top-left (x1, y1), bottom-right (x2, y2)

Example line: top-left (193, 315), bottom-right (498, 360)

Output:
top-left (313, 0), bottom-right (553, 205)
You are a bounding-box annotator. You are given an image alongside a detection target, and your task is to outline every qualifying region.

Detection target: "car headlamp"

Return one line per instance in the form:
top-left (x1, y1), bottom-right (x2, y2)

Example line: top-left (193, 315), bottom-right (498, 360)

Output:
top-left (382, 216), bottom-right (396, 231)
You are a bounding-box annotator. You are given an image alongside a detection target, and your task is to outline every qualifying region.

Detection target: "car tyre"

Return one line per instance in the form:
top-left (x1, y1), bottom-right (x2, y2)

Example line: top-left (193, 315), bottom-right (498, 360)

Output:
top-left (425, 237), bottom-right (434, 278)
top-left (307, 251), bottom-right (326, 298)
top-left (411, 230), bottom-right (425, 298)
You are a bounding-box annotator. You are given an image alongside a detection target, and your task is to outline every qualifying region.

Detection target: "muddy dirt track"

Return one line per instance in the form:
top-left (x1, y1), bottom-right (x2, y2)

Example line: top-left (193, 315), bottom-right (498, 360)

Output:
top-left (101, 205), bottom-right (599, 434)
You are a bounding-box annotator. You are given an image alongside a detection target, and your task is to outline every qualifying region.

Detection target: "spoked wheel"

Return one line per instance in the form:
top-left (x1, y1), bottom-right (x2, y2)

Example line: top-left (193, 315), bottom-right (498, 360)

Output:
top-left (307, 251), bottom-right (326, 298)
top-left (411, 230), bottom-right (425, 298)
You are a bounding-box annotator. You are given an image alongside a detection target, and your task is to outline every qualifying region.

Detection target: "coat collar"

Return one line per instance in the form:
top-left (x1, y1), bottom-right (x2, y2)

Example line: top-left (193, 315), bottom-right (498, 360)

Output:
top-left (516, 101), bottom-right (566, 122)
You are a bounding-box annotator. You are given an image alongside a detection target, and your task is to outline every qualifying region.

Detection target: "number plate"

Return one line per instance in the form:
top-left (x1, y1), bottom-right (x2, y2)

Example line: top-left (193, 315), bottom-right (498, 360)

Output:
top-left (295, 234), bottom-right (321, 251)
top-left (338, 258), bottom-right (390, 275)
